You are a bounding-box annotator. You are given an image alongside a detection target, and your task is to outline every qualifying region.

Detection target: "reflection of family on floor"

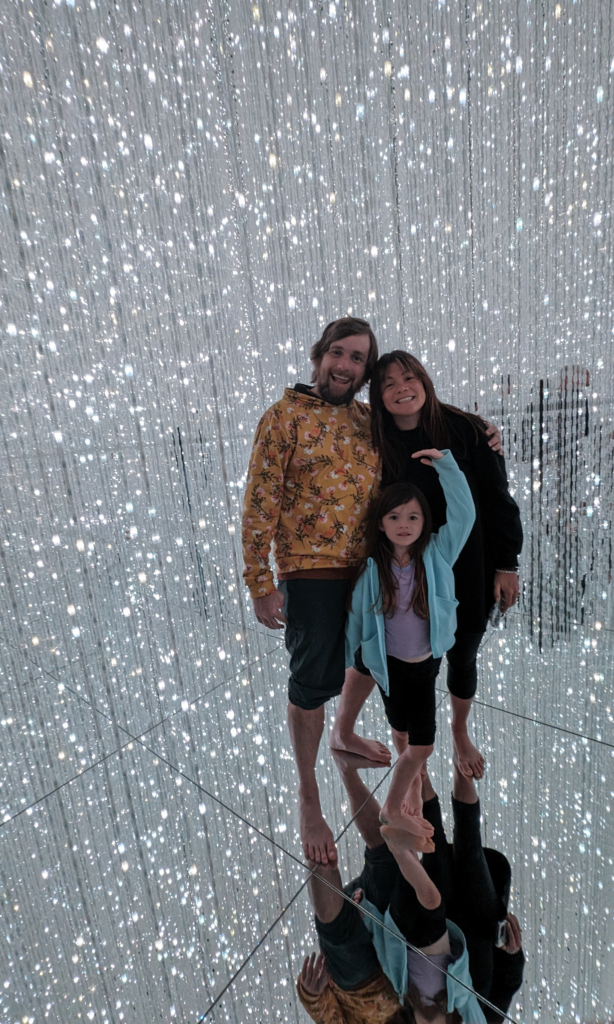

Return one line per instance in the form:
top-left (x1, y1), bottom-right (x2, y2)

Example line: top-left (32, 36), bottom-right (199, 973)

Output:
top-left (242, 318), bottom-right (524, 1020)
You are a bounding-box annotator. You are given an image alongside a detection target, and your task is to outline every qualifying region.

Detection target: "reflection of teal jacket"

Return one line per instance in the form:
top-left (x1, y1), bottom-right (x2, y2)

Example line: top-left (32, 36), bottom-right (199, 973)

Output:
top-left (361, 897), bottom-right (487, 1023)
top-left (345, 450), bottom-right (475, 696)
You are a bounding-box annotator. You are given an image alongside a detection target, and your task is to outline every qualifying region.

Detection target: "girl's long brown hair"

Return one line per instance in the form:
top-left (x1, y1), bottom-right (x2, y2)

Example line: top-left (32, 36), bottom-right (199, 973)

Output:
top-left (355, 482), bottom-right (433, 620)
top-left (370, 351), bottom-right (484, 483)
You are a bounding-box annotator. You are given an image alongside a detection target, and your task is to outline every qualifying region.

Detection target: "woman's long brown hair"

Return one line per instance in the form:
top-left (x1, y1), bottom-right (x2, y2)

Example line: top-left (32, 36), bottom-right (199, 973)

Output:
top-left (370, 351), bottom-right (484, 483)
top-left (354, 482), bottom-right (433, 619)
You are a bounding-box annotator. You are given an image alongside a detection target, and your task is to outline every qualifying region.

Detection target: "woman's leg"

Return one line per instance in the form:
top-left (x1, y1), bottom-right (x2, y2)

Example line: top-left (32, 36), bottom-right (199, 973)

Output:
top-left (446, 631), bottom-right (485, 778)
top-left (449, 764), bottom-right (505, 933)
top-left (382, 828), bottom-right (449, 953)
top-left (379, 743), bottom-right (434, 835)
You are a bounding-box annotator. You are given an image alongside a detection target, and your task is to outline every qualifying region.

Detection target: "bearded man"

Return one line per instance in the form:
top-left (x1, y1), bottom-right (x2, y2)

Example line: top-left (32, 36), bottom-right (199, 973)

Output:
top-left (242, 317), bottom-right (388, 865)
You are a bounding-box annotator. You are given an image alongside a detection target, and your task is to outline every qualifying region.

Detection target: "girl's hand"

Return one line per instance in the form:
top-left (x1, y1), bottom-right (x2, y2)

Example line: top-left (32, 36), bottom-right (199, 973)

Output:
top-left (412, 448), bottom-right (444, 466)
top-left (299, 952), bottom-right (329, 996)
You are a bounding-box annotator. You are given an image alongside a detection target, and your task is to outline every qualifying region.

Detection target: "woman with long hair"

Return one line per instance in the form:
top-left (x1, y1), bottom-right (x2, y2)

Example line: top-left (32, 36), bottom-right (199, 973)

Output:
top-left (332, 351), bottom-right (523, 778)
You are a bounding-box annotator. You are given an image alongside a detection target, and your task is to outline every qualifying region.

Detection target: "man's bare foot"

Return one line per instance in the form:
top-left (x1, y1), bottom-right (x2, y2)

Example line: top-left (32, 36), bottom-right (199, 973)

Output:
top-left (300, 799), bottom-right (337, 866)
top-left (453, 732), bottom-right (485, 779)
top-left (329, 728), bottom-right (391, 765)
top-left (378, 804), bottom-right (434, 838)
top-left (380, 824), bottom-right (435, 854)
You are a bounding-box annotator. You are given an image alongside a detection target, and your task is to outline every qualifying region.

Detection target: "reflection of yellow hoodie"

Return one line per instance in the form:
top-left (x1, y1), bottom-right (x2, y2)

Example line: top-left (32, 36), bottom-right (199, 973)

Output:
top-left (242, 387), bottom-right (380, 599)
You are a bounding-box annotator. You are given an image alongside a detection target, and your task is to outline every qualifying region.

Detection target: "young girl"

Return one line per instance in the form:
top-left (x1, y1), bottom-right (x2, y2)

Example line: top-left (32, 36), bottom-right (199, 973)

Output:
top-left (345, 448), bottom-right (475, 833)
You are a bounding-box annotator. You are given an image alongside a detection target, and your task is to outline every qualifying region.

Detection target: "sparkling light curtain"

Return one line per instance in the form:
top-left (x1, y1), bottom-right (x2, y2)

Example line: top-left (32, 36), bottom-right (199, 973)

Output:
top-left (1, 1), bottom-right (613, 1022)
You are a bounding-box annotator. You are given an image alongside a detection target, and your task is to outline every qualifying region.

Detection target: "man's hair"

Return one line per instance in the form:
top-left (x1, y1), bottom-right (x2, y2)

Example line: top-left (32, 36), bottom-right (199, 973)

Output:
top-left (310, 317), bottom-right (379, 384)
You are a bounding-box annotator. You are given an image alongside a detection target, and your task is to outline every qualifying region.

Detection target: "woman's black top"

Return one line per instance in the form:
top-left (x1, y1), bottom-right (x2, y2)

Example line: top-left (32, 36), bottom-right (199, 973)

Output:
top-left (388, 411), bottom-right (523, 633)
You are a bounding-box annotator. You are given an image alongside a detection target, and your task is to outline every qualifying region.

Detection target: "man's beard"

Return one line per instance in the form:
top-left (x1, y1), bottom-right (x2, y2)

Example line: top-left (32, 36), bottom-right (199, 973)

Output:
top-left (317, 377), bottom-right (360, 406)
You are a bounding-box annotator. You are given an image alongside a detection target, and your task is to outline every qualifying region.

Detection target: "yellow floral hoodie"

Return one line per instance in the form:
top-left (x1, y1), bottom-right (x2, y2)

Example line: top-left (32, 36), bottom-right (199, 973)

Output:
top-left (242, 387), bottom-right (380, 598)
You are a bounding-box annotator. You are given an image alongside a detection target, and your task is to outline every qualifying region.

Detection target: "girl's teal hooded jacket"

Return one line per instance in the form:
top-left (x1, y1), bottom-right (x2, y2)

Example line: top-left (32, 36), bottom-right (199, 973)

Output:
top-left (345, 450), bottom-right (476, 695)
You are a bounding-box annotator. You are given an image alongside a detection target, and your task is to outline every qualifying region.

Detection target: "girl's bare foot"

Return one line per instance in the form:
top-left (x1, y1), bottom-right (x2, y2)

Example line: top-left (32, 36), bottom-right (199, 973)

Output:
top-left (378, 805), bottom-right (434, 838)
top-left (331, 748), bottom-right (390, 773)
top-left (329, 728), bottom-right (391, 765)
top-left (379, 824), bottom-right (435, 854)
top-left (400, 769), bottom-right (424, 818)
top-left (452, 731), bottom-right (485, 779)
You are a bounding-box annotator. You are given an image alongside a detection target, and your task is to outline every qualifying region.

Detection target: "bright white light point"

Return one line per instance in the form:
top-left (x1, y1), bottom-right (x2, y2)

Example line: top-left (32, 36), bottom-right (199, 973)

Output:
top-left (189, 865), bottom-right (197, 875)
top-left (52, 535), bottom-right (60, 545)
top-left (269, 153), bottom-right (277, 168)
top-left (121, 861), bottom-right (129, 872)
top-left (218, 649), bottom-right (226, 660)
top-left (399, 65), bottom-right (409, 79)
top-left (96, 37), bottom-right (109, 53)
top-left (320, 68), bottom-right (327, 82)
top-left (7, 324), bottom-right (17, 336)
top-left (174, 192), bottom-right (182, 204)
top-left (199, 803), bottom-right (206, 814)
top-left (44, 152), bottom-right (55, 164)
top-left (138, 572), bottom-right (146, 583)
top-left (516, 57), bottom-right (523, 73)
top-left (448, 340), bottom-right (456, 352)
top-left (368, 290), bottom-right (376, 302)
top-left (76, 937), bottom-right (84, 947)
top-left (122, 607), bottom-right (131, 617)
top-left (516, 218), bottom-right (523, 232)
top-left (595, 622), bottom-right (602, 630)
top-left (23, 72), bottom-right (34, 88)
top-left (161, 809), bottom-right (168, 819)
top-left (329, 2), bottom-right (336, 16)
top-left (72, 627), bottom-right (81, 637)
top-left (32, 637), bottom-right (39, 646)
top-left (459, 89), bottom-right (467, 104)
top-left (198, 518), bottom-right (206, 527)
top-left (428, 89), bottom-right (436, 102)
top-left (76, 539), bottom-right (85, 552)
top-left (58, 751), bottom-right (65, 760)
top-left (594, 213), bottom-right (602, 226)
top-left (236, 192), bottom-right (245, 207)
top-left (384, 61), bottom-right (392, 77)
top-left (404, 88), bottom-right (410, 100)
top-left (42, 870), bottom-right (48, 879)
top-left (312, 297), bottom-right (318, 307)
top-left (596, 87), bottom-right (604, 102)
top-left (288, 297), bottom-right (296, 309)
top-left (143, 134), bottom-right (153, 150)
top-left (444, 36), bottom-right (451, 49)
top-left (370, 246), bottom-right (378, 257)
top-left (124, 364), bottom-right (133, 376)
top-left (67, 604), bottom-right (76, 616)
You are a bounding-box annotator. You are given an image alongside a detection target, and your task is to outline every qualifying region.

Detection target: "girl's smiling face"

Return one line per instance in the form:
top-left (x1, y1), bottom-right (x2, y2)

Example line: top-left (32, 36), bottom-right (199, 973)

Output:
top-left (380, 360), bottom-right (427, 426)
top-left (380, 498), bottom-right (425, 555)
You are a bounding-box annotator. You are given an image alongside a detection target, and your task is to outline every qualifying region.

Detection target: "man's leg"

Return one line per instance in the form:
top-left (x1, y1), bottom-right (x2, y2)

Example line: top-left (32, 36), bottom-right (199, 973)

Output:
top-left (331, 748), bottom-right (384, 849)
top-left (330, 666), bottom-right (391, 764)
top-left (288, 702), bottom-right (337, 865)
top-left (447, 631), bottom-right (485, 779)
top-left (306, 858), bottom-right (345, 924)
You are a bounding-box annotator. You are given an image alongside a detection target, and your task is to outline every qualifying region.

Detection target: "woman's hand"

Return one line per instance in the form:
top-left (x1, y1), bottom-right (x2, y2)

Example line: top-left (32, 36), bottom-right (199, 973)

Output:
top-left (299, 952), bottom-right (329, 996)
top-left (412, 448), bottom-right (445, 466)
top-left (479, 417), bottom-right (504, 456)
top-left (494, 571), bottom-right (520, 612)
top-left (501, 913), bottom-right (522, 954)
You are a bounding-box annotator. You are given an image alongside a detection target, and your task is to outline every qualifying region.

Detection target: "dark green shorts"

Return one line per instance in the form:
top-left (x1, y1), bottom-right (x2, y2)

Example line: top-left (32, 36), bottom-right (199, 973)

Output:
top-left (278, 578), bottom-right (352, 710)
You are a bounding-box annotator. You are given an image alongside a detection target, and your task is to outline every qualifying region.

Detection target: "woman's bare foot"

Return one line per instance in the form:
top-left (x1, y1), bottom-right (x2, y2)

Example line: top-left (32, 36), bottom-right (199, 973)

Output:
top-left (452, 731), bottom-right (485, 779)
top-left (378, 804), bottom-right (434, 838)
top-left (300, 797), bottom-right (338, 866)
top-left (329, 727), bottom-right (391, 765)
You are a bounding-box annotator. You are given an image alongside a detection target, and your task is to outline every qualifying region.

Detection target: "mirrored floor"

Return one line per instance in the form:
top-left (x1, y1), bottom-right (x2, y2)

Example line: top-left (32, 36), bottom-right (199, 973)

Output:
top-left (2, 596), bottom-right (613, 1024)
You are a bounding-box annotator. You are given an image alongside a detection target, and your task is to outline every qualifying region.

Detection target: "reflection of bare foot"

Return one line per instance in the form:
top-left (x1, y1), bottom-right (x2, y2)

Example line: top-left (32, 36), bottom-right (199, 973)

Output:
top-left (331, 748), bottom-right (389, 774)
top-left (453, 732), bottom-right (485, 779)
top-left (379, 825), bottom-right (435, 854)
top-left (300, 798), bottom-right (337, 866)
top-left (401, 769), bottom-right (424, 818)
top-left (378, 804), bottom-right (434, 838)
top-left (329, 727), bottom-right (391, 765)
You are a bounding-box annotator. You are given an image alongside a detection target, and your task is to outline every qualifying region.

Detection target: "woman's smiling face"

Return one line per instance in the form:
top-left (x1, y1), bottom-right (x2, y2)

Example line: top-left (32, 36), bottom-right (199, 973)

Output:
top-left (380, 360), bottom-right (427, 426)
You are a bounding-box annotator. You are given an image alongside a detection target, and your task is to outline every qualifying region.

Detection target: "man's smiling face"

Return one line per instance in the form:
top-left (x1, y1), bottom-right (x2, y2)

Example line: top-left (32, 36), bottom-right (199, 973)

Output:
top-left (311, 334), bottom-right (371, 406)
